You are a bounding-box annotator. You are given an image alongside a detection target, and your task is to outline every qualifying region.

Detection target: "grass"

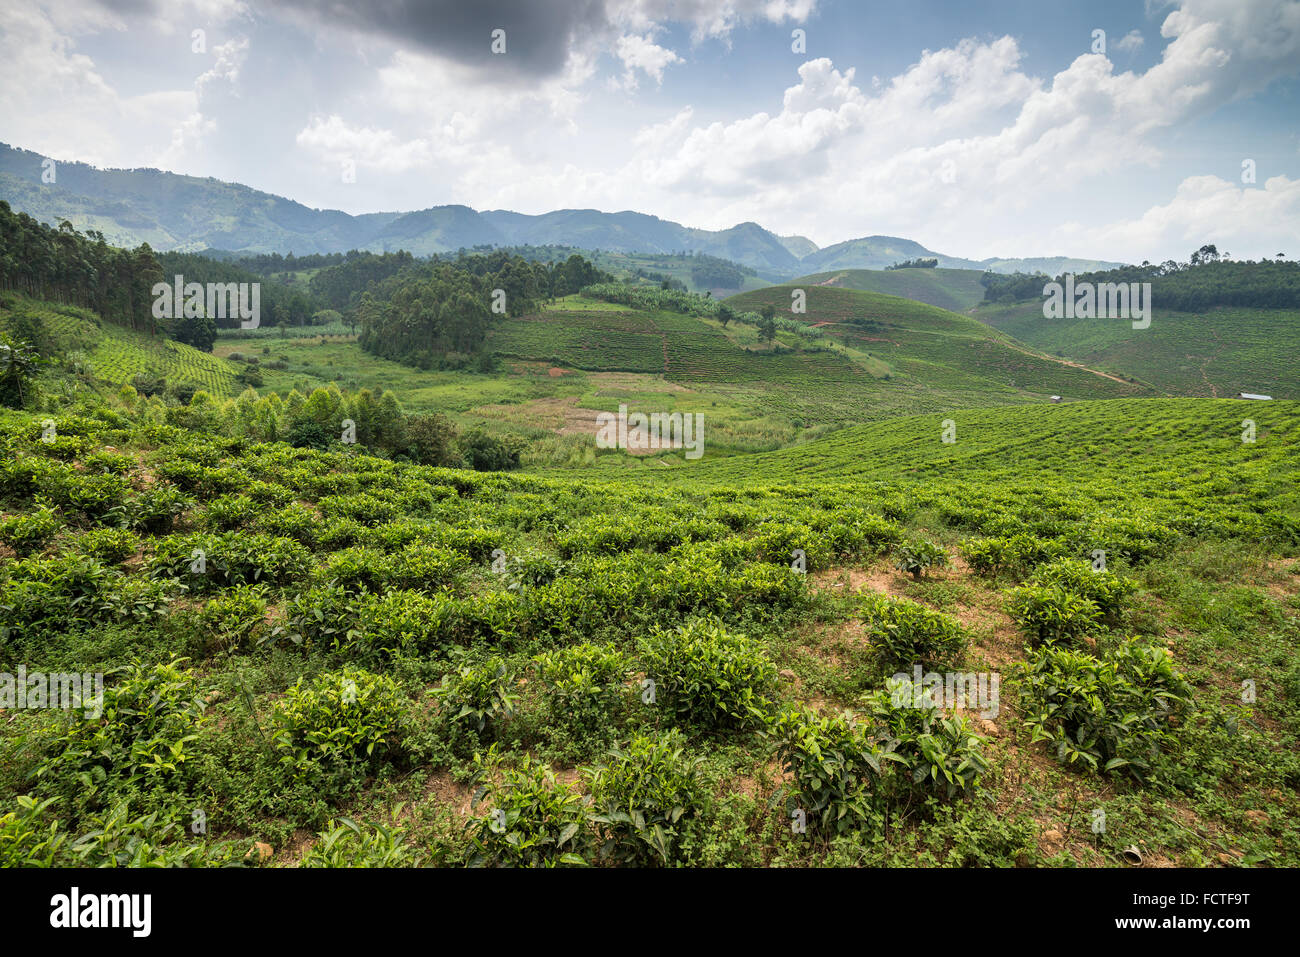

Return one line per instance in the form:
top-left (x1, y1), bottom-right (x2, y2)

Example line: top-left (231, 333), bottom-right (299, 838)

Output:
top-left (793, 267), bottom-right (988, 313)
top-left (973, 300), bottom-right (1300, 399)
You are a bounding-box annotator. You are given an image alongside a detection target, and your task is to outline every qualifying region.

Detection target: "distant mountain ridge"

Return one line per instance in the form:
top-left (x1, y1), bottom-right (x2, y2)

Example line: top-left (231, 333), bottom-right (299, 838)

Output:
top-left (0, 142), bottom-right (1125, 276)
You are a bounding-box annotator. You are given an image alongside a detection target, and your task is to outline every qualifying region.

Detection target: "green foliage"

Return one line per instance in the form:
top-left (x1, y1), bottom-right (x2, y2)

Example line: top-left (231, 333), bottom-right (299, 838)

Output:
top-left (271, 668), bottom-right (406, 770)
top-left (1016, 638), bottom-right (1194, 780)
top-left (864, 682), bottom-right (989, 801)
top-left (860, 593), bottom-right (967, 672)
top-left (1004, 583), bottom-right (1102, 646)
top-left (300, 816), bottom-right (418, 867)
top-left (34, 658), bottom-right (204, 819)
top-left (468, 755), bottom-right (591, 867)
top-left (533, 643), bottom-right (629, 743)
top-left (430, 656), bottom-right (519, 750)
top-left (638, 619), bottom-right (778, 732)
top-left (1028, 557), bottom-right (1137, 623)
top-left (893, 538), bottom-right (949, 579)
top-left (770, 707), bottom-right (895, 836)
top-left (588, 731), bottom-right (705, 865)
top-left (74, 526), bottom-right (139, 565)
top-left (0, 504), bottom-right (60, 556)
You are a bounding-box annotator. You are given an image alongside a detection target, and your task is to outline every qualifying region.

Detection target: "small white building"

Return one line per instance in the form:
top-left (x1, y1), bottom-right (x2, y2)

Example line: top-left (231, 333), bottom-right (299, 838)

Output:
top-left (1049, 395), bottom-right (1062, 403)
top-left (1237, 392), bottom-right (1273, 400)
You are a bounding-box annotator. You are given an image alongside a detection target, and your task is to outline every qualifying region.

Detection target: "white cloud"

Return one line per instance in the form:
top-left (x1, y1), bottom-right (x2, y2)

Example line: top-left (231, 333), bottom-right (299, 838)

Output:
top-left (614, 33), bottom-right (682, 89)
top-left (1116, 29), bottom-right (1145, 53)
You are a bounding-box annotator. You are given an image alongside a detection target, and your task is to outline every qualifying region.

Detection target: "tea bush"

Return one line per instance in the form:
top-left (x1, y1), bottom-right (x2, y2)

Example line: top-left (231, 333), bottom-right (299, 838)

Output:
top-left (1004, 584), bottom-right (1102, 646)
top-left (467, 755), bottom-right (591, 867)
top-left (893, 538), bottom-right (949, 580)
top-left (271, 668), bottom-right (406, 771)
top-left (34, 658), bottom-right (205, 822)
top-left (860, 593), bottom-right (966, 672)
top-left (770, 707), bottom-right (896, 836)
top-left (864, 682), bottom-right (989, 801)
top-left (532, 642), bottom-right (630, 746)
top-left (0, 505), bottom-right (60, 556)
top-left (300, 817), bottom-right (418, 867)
top-left (1028, 557), bottom-right (1137, 624)
top-left (1016, 638), bottom-right (1193, 780)
top-left (74, 526), bottom-right (139, 566)
top-left (588, 731), bottom-right (705, 865)
top-left (430, 656), bottom-right (519, 752)
top-left (638, 619), bottom-right (778, 732)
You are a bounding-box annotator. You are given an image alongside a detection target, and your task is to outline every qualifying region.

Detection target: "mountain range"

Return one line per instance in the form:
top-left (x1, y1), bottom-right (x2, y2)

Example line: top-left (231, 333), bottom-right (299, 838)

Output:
top-left (0, 143), bottom-right (1124, 277)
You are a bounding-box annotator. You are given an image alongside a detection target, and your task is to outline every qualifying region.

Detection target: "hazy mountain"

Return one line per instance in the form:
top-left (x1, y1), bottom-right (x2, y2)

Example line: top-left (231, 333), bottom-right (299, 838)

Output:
top-left (0, 142), bottom-right (1124, 275)
top-left (777, 234), bottom-right (819, 258)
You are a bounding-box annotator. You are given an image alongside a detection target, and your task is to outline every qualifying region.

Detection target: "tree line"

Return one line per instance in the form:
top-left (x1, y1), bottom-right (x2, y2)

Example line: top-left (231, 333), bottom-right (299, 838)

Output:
top-left (981, 246), bottom-right (1299, 309)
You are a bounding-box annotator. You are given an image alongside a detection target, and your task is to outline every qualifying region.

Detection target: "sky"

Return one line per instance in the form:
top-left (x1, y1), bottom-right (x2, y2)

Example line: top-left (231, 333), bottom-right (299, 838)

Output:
top-left (1, 0), bottom-right (1297, 264)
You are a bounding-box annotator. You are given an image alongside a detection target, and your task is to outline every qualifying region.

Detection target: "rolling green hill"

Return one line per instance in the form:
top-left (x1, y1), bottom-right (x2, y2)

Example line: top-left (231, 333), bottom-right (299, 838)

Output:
top-left (973, 300), bottom-right (1300, 399)
top-left (793, 267), bottom-right (987, 312)
top-left (724, 285), bottom-right (1151, 402)
top-left (638, 397), bottom-right (1299, 495)
top-left (0, 295), bottom-right (241, 396)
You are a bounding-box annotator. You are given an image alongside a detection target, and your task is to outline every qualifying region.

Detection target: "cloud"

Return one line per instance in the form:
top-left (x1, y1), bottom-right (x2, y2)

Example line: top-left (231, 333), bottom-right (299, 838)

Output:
top-left (615, 33), bottom-right (682, 89)
top-left (1074, 174), bottom-right (1300, 261)
top-left (1116, 29), bottom-right (1145, 53)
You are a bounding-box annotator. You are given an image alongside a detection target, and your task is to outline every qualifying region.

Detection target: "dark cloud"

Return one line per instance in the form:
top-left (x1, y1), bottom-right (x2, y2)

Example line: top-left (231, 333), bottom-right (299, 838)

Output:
top-left (272, 0), bottom-right (610, 77)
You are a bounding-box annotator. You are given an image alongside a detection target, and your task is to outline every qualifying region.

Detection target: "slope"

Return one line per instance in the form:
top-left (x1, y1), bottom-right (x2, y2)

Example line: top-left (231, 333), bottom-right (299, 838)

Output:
top-left (794, 267), bottom-right (987, 312)
top-left (724, 285), bottom-right (1151, 402)
top-left (973, 300), bottom-right (1300, 399)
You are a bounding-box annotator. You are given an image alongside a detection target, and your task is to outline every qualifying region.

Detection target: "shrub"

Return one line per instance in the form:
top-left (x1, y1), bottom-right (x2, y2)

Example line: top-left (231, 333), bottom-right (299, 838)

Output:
top-left (300, 817), bottom-right (418, 867)
top-left (75, 527), bottom-right (139, 566)
top-left (271, 668), bottom-right (406, 770)
top-left (587, 731), bottom-right (705, 865)
top-left (192, 585), bottom-right (270, 653)
top-left (769, 707), bottom-right (896, 836)
top-left (532, 643), bottom-right (630, 741)
top-left (1016, 638), bottom-right (1193, 780)
top-left (34, 658), bottom-right (205, 819)
top-left (1004, 584), bottom-right (1102, 646)
top-left (124, 484), bottom-right (190, 535)
top-left (860, 593), bottom-right (966, 672)
top-left (0, 505), bottom-right (60, 556)
top-left (638, 619), bottom-right (778, 732)
top-left (1028, 558), bottom-right (1136, 624)
top-left (430, 656), bottom-right (519, 751)
top-left (863, 682), bottom-right (989, 801)
top-left (467, 755), bottom-right (590, 867)
top-left (892, 538), bottom-right (949, 580)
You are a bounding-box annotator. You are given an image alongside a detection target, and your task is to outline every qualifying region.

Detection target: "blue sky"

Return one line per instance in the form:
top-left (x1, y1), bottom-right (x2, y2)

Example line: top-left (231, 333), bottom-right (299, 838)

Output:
top-left (1, 0), bottom-right (1297, 263)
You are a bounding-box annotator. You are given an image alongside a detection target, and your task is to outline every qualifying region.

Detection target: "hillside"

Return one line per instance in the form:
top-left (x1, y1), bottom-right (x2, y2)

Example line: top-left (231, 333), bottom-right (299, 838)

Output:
top-left (723, 285), bottom-right (1151, 402)
top-left (0, 294), bottom-right (241, 396)
top-left (793, 267), bottom-right (987, 312)
top-left (973, 300), bottom-right (1300, 399)
top-left (633, 397), bottom-right (1299, 493)
top-left (799, 235), bottom-right (1125, 275)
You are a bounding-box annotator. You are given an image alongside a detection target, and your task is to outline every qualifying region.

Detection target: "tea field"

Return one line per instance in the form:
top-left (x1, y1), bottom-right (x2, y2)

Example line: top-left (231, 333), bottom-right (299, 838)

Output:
top-left (0, 392), bottom-right (1296, 868)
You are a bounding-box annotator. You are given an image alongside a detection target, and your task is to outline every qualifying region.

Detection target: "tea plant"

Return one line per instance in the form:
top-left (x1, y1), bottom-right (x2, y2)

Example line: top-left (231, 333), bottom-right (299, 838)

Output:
top-left (769, 706), bottom-right (897, 836)
top-left (893, 538), bottom-right (949, 580)
top-left (864, 682), bottom-right (989, 802)
top-left (587, 731), bottom-right (705, 865)
top-left (467, 754), bottom-right (591, 867)
top-left (860, 593), bottom-right (967, 672)
top-left (637, 618), bottom-right (778, 733)
top-left (300, 816), bottom-right (418, 867)
top-left (1004, 584), bottom-right (1102, 646)
top-left (271, 668), bottom-right (406, 771)
top-left (1016, 638), bottom-right (1194, 780)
